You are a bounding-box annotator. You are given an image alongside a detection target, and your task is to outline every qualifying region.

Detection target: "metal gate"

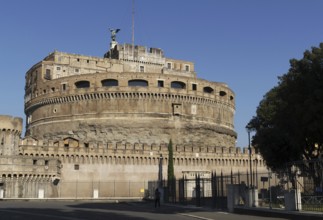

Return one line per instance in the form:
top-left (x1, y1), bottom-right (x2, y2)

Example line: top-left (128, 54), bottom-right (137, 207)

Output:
top-left (177, 171), bottom-right (233, 209)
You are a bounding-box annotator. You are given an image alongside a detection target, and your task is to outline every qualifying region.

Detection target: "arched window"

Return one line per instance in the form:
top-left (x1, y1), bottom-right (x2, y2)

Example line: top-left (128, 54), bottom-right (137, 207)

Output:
top-left (128, 79), bottom-right (148, 87)
top-left (171, 81), bottom-right (186, 89)
top-left (63, 137), bottom-right (79, 148)
top-left (101, 79), bottom-right (118, 87)
top-left (203, 86), bottom-right (214, 94)
top-left (75, 81), bottom-right (90, 88)
top-left (219, 91), bottom-right (227, 97)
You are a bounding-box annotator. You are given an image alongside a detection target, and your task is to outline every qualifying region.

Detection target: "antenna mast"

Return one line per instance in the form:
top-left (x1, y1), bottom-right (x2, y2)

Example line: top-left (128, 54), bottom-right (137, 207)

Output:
top-left (132, 0), bottom-right (135, 54)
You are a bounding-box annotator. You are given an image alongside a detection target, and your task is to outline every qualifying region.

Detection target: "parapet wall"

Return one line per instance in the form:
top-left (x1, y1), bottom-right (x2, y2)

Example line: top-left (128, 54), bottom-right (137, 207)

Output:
top-left (19, 137), bottom-right (262, 168)
top-left (0, 115), bottom-right (23, 133)
top-left (21, 137), bottom-right (253, 154)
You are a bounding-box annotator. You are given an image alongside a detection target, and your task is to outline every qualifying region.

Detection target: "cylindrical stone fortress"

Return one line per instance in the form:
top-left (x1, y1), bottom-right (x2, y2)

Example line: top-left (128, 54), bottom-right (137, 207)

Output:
top-left (24, 43), bottom-right (236, 148)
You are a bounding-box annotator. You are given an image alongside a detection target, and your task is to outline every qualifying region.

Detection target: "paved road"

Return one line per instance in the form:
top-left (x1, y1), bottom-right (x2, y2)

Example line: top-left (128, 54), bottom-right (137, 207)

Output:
top-left (0, 200), bottom-right (288, 220)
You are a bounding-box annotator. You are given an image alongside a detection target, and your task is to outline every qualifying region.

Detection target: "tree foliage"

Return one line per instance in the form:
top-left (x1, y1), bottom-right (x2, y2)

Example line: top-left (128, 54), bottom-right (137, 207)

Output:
top-left (167, 139), bottom-right (176, 202)
top-left (248, 43), bottom-right (323, 171)
top-left (167, 139), bottom-right (175, 181)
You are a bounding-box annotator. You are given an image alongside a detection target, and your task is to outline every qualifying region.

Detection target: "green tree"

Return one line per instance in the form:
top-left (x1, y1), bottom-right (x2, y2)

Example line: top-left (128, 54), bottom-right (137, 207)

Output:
top-left (248, 43), bottom-right (323, 182)
top-left (167, 139), bottom-right (175, 181)
top-left (167, 139), bottom-right (176, 202)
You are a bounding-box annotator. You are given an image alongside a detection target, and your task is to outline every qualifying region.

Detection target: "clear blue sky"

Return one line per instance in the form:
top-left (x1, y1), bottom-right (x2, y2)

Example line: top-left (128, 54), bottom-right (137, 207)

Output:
top-left (1, 0), bottom-right (323, 147)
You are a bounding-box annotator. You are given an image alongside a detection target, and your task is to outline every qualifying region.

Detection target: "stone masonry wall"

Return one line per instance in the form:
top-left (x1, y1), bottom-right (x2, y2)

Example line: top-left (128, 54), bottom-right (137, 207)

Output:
top-left (20, 138), bottom-right (267, 183)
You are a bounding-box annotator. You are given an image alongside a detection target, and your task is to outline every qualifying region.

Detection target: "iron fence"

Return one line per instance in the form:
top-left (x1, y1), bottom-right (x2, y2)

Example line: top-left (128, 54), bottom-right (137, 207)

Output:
top-left (161, 171), bottom-right (285, 210)
top-left (1, 159), bottom-right (322, 213)
top-left (287, 159), bottom-right (323, 212)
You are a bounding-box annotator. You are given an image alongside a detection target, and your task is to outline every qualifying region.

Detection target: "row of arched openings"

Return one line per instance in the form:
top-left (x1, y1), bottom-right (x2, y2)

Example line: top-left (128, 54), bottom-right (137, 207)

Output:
top-left (74, 79), bottom-right (231, 97)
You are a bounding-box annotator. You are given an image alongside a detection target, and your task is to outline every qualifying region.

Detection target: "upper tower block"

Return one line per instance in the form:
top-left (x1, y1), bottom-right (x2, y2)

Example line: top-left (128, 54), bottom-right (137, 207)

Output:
top-left (103, 28), bottom-right (195, 77)
top-left (0, 115), bottom-right (23, 156)
top-left (105, 43), bottom-right (164, 64)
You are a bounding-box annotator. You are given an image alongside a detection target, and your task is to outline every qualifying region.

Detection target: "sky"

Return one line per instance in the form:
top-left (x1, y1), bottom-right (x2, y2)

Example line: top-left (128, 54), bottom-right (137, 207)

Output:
top-left (1, 0), bottom-right (323, 148)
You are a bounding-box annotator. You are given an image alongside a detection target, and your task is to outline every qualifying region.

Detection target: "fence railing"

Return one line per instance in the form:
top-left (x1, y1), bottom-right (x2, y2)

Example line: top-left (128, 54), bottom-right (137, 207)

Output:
top-left (1, 159), bottom-right (322, 213)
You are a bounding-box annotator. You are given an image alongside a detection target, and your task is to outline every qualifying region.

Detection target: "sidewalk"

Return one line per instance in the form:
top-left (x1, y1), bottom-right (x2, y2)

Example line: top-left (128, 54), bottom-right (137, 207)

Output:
top-left (232, 206), bottom-right (323, 220)
top-left (162, 202), bottom-right (323, 220)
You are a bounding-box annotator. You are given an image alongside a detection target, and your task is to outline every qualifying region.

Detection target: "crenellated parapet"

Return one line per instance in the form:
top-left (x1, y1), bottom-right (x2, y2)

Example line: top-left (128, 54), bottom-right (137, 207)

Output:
top-left (0, 115), bottom-right (23, 133)
top-left (19, 137), bottom-right (264, 171)
top-left (20, 137), bottom-right (252, 155)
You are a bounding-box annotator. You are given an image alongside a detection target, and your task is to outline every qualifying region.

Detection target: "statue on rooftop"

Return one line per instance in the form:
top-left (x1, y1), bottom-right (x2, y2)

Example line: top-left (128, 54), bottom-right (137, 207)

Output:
top-left (109, 28), bottom-right (120, 42)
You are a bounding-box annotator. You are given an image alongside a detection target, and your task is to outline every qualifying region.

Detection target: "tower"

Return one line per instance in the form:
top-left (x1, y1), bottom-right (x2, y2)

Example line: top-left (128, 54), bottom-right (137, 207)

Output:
top-left (0, 115), bottom-right (22, 156)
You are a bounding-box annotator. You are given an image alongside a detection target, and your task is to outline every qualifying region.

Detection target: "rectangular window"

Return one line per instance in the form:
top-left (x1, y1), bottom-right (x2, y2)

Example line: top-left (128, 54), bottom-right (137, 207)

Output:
top-left (62, 83), bottom-right (67, 91)
top-left (140, 66), bottom-right (145, 72)
top-left (167, 63), bottom-right (172, 69)
top-left (45, 160), bottom-right (49, 166)
top-left (27, 115), bottom-right (32, 124)
top-left (56, 67), bottom-right (61, 71)
top-left (74, 164), bottom-right (80, 170)
top-left (44, 69), bottom-right (51, 80)
top-left (191, 104), bottom-right (197, 115)
top-left (192, 84), bottom-right (197, 91)
top-left (158, 80), bottom-right (164, 88)
top-left (172, 103), bottom-right (182, 116)
top-left (185, 65), bottom-right (190, 71)
top-left (33, 160), bottom-right (37, 165)
top-left (75, 68), bottom-right (79, 73)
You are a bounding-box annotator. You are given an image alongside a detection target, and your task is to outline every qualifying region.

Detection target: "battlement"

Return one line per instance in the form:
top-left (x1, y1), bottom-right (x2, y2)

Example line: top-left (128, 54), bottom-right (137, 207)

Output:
top-left (20, 137), bottom-right (257, 158)
top-left (18, 137), bottom-right (264, 175)
top-left (0, 115), bottom-right (23, 133)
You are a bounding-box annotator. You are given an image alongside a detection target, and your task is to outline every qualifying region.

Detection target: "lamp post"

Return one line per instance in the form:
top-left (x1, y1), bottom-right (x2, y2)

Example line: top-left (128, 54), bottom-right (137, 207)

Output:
top-left (255, 155), bottom-right (259, 189)
top-left (246, 123), bottom-right (257, 207)
top-left (268, 169), bottom-right (272, 209)
top-left (246, 124), bottom-right (253, 188)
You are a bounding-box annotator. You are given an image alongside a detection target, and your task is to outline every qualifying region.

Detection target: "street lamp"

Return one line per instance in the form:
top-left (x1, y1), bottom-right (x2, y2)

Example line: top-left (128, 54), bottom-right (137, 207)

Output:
top-left (268, 169), bottom-right (272, 209)
top-left (255, 155), bottom-right (260, 189)
top-left (246, 124), bottom-right (253, 188)
top-left (246, 123), bottom-right (257, 207)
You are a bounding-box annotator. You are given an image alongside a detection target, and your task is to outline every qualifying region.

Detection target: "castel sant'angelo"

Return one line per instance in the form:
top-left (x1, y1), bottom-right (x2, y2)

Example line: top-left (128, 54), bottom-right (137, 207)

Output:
top-left (0, 30), bottom-right (267, 199)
